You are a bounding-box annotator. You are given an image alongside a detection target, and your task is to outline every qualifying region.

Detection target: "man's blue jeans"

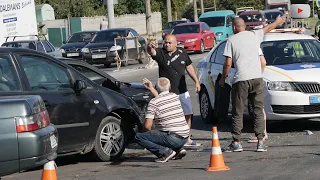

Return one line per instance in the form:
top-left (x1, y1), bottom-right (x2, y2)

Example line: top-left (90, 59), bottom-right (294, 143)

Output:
top-left (135, 130), bottom-right (188, 158)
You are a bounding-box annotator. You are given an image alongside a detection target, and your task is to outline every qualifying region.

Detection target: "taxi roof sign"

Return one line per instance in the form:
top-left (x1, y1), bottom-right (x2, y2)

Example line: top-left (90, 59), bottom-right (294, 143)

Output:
top-left (269, 28), bottom-right (305, 34)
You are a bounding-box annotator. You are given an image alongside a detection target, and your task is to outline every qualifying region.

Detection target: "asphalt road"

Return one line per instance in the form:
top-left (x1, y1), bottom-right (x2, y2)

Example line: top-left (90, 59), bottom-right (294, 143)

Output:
top-left (3, 52), bottom-right (320, 180)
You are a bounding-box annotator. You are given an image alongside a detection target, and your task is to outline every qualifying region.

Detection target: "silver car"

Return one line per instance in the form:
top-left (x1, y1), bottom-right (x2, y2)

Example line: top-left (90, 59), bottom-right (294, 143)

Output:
top-left (0, 95), bottom-right (58, 177)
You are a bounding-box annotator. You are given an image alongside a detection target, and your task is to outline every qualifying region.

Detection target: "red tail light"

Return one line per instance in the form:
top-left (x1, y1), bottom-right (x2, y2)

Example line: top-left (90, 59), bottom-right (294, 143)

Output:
top-left (15, 110), bottom-right (51, 133)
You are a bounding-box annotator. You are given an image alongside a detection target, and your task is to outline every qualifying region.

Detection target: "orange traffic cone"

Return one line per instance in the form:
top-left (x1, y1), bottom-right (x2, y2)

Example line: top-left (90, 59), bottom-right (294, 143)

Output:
top-left (41, 160), bottom-right (57, 180)
top-left (206, 126), bottom-right (230, 172)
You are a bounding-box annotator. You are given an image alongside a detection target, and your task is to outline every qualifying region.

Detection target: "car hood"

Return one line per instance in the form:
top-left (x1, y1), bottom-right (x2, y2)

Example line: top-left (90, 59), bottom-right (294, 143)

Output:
top-left (84, 41), bottom-right (124, 49)
top-left (60, 42), bottom-right (88, 49)
top-left (175, 33), bottom-right (200, 41)
top-left (264, 63), bottom-right (320, 82)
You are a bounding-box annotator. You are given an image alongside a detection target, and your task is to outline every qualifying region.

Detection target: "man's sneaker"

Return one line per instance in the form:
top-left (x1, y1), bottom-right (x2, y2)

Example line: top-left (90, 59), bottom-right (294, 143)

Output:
top-left (256, 143), bottom-right (267, 152)
top-left (223, 142), bottom-right (243, 152)
top-left (155, 150), bottom-right (176, 163)
top-left (172, 148), bottom-right (187, 160)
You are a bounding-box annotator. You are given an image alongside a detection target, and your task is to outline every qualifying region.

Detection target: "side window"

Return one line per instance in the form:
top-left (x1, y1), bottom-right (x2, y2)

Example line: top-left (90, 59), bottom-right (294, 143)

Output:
top-left (209, 50), bottom-right (218, 63)
top-left (47, 41), bottom-right (56, 51)
top-left (226, 16), bottom-right (232, 26)
top-left (201, 23), bottom-right (206, 31)
top-left (36, 42), bottom-right (45, 52)
top-left (42, 41), bottom-right (53, 52)
top-left (130, 29), bottom-right (139, 36)
top-left (214, 42), bottom-right (227, 64)
top-left (42, 41), bottom-right (52, 52)
top-left (19, 55), bottom-right (72, 91)
top-left (204, 23), bottom-right (210, 30)
top-left (0, 54), bottom-right (21, 91)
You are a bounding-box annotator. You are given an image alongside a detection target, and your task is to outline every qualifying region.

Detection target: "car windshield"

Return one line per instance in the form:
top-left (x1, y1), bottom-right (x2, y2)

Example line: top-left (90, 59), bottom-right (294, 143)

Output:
top-left (67, 32), bottom-right (96, 43)
top-left (269, 5), bottom-right (287, 11)
top-left (261, 39), bottom-right (320, 65)
top-left (199, 16), bottom-right (225, 27)
top-left (172, 25), bottom-right (200, 34)
top-left (265, 11), bottom-right (283, 20)
top-left (240, 13), bottom-right (263, 22)
top-left (91, 30), bottom-right (127, 43)
top-left (2, 42), bottom-right (36, 50)
top-left (166, 21), bottom-right (187, 29)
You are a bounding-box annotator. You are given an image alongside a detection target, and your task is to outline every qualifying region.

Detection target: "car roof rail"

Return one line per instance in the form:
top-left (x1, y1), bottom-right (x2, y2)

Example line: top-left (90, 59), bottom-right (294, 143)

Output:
top-left (4, 34), bottom-right (48, 42)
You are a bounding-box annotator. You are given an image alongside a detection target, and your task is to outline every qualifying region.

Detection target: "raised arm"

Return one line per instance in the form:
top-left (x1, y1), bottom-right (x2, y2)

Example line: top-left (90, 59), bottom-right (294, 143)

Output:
top-left (263, 16), bottom-right (286, 34)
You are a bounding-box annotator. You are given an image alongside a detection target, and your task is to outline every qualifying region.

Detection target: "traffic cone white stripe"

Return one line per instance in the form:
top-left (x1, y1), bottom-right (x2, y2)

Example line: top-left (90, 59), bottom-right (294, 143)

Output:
top-left (212, 132), bottom-right (219, 140)
top-left (211, 147), bottom-right (222, 155)
top-left (43, 161), bottom-right (55, 170)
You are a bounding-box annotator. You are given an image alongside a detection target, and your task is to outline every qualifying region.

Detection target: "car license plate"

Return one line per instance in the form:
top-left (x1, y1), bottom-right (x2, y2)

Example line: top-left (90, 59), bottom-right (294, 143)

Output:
top-left (50, 135), bottom-right (58, 149)
top-left (67, 53), bottom-right (79, 57)
top-left (309, 95), bottom-right (320, 104)
top-left (92, 54), bottom-right (106, 59)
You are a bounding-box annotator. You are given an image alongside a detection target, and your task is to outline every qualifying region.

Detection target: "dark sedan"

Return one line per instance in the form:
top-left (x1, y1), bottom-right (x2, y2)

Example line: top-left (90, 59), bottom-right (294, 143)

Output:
top-left (60, 31), bottom-right (97, 59)
top-left (58, 57), bottom-right (153, 116)
top-left (81, 28), bottom-right (147, 68)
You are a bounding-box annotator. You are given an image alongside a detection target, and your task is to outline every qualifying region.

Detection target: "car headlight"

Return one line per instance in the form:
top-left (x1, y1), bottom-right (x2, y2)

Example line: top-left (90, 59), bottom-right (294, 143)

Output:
top-left (267, 81), bottom-right (297, 91)
top-left (81, 48), bottom-right (89, 53)
top-left (185, 38), bottom-right (197, 43)
top-left (216, 32), bottom-right (223, 36)
top-left (60, 49), bottom-right (65, 53)
top-left (110, 45), bottom-right (122, 51)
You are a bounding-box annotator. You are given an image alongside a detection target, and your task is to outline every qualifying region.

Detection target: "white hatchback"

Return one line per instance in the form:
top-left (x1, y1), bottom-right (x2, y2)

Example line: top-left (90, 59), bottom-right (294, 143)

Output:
top-left (196, 31), bottom-right (320, 122)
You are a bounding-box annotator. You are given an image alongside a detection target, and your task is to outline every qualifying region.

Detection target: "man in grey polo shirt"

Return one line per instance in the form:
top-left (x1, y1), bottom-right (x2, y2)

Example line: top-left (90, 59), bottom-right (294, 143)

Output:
top-left (219, 16), bottom-right (285, 152)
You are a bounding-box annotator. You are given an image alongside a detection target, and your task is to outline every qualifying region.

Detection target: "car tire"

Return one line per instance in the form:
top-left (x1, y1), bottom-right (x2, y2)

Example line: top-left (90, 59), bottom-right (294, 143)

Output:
top-left (199, 40), bottom-right (205, 54)
top-left (199, 88), bottom-right (215, 124)
top-left (104, 63), bottom-right (111, 68)
top-left (138, 49), bottom-right (147, 64)
top-left (90, 116), bottom-right (127, 162)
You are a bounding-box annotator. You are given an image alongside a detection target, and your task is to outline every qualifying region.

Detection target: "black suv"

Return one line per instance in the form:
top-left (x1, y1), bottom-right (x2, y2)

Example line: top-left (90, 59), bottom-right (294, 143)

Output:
top-left (82, 28), bottom-right (146, 68)
top-left (0, 48), bottom-right (143, 161)
top-left (60, 31), bottom-right (97, 59)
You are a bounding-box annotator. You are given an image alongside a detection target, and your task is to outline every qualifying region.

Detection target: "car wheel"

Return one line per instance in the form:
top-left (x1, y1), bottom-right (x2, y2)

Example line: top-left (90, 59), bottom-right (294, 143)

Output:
top-left (199, 40), bottom-right (205, 53)
top-left (138, 49), bottom-right (147, 64)
top-left (90, 116), bottom-right (127, 162)
top-left (199, 88), bottom-right (214, 124)
top-left (104, 63), bottom-right (111, 68)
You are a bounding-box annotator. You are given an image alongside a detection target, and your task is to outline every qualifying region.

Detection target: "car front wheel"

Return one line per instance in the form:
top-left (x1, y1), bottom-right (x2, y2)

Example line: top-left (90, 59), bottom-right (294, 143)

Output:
top-left (90, 116), bottom-right (127, 162)
top-left (199, 88), bottom-right (214, 124)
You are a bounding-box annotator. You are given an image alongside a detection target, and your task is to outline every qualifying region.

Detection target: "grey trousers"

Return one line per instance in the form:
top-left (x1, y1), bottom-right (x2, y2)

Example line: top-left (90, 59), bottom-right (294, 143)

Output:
top-left (231, 78), bottom-right (265, 141)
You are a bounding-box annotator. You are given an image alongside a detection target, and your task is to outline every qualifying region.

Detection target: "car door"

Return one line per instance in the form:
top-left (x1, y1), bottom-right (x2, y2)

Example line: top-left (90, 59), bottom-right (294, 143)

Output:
top-left (15, 54), bottom-right (93, 153)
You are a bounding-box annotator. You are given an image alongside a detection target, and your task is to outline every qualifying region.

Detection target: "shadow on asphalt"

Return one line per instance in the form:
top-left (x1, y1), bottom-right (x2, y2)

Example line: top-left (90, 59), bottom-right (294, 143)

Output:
top-left (192, 115), bottom-right (320, 134)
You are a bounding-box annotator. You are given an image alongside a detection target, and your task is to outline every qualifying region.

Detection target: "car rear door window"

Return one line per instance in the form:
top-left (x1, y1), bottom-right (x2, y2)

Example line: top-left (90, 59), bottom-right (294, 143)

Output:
top-left (19, 56), bottom-right (72, 91)
top-left (0, 54), bottom-right (21, 91)
top-left (214, 42), bottom-right (227, 64)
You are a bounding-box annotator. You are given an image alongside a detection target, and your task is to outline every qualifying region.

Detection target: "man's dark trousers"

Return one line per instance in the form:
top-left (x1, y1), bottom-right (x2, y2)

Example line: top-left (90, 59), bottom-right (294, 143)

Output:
top-left (231, 78), bottom-right (265, 141)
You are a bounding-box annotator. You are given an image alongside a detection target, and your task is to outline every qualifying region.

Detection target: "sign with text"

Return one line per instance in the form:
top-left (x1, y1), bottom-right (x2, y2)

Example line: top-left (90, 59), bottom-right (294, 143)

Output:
top-left (0, 0), bottom-right (38, 44)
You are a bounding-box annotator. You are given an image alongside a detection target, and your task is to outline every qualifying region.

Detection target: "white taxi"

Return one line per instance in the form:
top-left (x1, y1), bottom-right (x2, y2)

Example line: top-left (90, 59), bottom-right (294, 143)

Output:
top-left (196, 29), bottom-right (320, 122)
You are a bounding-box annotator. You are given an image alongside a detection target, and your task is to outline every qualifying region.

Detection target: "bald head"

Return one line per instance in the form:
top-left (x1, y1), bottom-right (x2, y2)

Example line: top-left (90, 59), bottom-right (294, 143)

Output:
top-left (164, 34), bottom-right (177, 52)
top-left (232, 17), bottom-right (246, 33)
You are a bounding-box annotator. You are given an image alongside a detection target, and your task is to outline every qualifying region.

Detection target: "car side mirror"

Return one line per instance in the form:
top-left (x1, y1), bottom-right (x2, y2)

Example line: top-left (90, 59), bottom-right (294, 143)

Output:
top-left (115, 80), bottom-right (121, 88)
top-left (74, 80), bottom-right (87, 93)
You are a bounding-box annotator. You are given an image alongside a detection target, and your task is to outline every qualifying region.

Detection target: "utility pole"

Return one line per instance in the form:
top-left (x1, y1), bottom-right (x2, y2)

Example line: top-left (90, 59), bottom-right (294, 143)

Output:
top-left (145, 0), bottom-right (152, 35)
top-left (193, 0), bottom-right (198, 22)
top-left (214, 0), bottom-right (216, 11)
top-left (167, 0), bottom-right (172, 22)
top-left (107, 0), bottom-right (115, 28)
top-left (200, 0), bottom-right (204, 14)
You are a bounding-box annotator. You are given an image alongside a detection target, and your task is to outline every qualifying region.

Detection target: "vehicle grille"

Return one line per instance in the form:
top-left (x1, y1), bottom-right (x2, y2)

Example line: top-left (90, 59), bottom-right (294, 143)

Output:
top-left (90, 48), bottom-right (108, 54)
top-left (293, 82), bottom-right (320, 93)
top-left (66, 48), bottom-right (81, 52)
top-left (272, 105), bottom-right (320, 114)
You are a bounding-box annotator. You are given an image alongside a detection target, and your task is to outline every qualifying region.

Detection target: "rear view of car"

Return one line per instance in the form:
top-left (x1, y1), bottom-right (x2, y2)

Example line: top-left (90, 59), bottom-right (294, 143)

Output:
top-left (239, 10), bottom-right (267, 30)
top-left (263, 9), bottom-right (285, 28)
top-left (0, 95), bottom-right (58, 177)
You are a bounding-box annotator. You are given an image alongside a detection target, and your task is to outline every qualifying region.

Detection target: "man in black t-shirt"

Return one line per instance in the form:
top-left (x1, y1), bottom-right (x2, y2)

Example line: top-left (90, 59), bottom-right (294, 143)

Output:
top-left (147, 34), bottom-right (201, 147)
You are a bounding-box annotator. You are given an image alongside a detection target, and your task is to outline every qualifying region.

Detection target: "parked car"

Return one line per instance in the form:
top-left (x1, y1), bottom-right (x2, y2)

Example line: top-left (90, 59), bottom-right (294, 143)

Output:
top-left (162, 19), bottom-right (191, 39)
top-left (81, 28), bottom-right (147, 68)
top-left (0, 95), bottom-right (58, 177)
top-left (239, 10), bottom-right (267, 30)
top-left (235, 7), bottom-right (254, 17)
top-left (0, 47), bottom-right (143, 161)
top-left (199, 10), bottom-right (235, 43)
top-left (262, 9), bottom-right (285, 28)
top-left (58, 57), bottom-right (153, 117)
top-left (1, 36), bottom-right (61, 58)
top-left (60, 31), bottom-right (97, 59)
top-left (171, 22), bottom-right (215, 53)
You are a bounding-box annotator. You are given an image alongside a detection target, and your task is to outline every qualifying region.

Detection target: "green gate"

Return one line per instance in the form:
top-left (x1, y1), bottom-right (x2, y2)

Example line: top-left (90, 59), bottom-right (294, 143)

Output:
top-left (47, 28), bottom-right (67, 48)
